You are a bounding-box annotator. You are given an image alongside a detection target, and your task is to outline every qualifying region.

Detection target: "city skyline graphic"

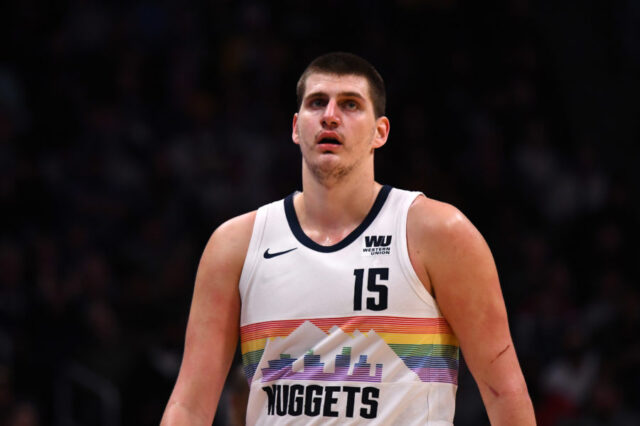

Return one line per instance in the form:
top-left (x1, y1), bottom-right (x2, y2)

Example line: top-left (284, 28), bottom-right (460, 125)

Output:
top-left (242, 318), bottom-right (459, 385)
top-left (261, 347), bottom-right (384, 383)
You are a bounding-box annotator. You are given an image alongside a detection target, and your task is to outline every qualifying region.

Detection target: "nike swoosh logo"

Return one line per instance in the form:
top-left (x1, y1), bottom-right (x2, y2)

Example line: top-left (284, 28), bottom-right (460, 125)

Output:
top-left (263, 247), bottom-right (297, 259)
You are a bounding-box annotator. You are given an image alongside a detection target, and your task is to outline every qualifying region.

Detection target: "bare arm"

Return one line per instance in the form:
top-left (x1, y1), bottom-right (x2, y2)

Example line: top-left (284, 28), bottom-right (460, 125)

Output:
top-left (408, 197), bottom-right (535, 425)
top-left (161, 211), bottom-right (256, 426)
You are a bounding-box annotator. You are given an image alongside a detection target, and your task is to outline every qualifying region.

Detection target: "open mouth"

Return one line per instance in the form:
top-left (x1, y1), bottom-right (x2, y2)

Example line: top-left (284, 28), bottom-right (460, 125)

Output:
top-left (318, 138), bottom-right (341, 145)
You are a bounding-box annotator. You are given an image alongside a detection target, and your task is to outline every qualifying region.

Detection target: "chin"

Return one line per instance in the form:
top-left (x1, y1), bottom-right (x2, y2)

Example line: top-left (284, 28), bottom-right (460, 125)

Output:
top-left (306, 158), bottom-right (354, 183)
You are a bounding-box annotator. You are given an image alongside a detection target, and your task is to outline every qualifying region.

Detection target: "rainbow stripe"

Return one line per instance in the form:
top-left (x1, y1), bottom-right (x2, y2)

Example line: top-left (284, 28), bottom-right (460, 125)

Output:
top-left (241, 316), bottom-right (459, 385)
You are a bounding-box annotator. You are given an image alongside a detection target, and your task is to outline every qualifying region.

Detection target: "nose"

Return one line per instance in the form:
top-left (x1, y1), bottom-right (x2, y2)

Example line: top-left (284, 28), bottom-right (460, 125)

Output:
top-left (321, 99), bottom-right (341, 128)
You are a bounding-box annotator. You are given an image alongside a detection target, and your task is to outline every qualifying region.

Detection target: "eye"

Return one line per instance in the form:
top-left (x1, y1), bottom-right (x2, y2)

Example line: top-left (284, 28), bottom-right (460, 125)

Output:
top-left (309, 98), bottom-right (326, 108)
top-left (343, 100), bottom-right (359, 110)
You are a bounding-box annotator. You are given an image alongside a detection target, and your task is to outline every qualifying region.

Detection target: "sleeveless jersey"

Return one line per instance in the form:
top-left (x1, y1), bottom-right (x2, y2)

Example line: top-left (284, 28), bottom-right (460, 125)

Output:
top-left (238, 186), bottom-right (459, 425)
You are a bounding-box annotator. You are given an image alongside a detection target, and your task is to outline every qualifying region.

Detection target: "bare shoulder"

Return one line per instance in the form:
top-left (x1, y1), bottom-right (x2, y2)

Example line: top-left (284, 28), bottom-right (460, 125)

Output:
top-left (406, 195), bottom-right (494, 297)
top-left (199, 210), bottom-right (257, 274)
top-left (407, 195), bottom-right (484, 251)
top-left (210, 210), bottom-right (257, 244)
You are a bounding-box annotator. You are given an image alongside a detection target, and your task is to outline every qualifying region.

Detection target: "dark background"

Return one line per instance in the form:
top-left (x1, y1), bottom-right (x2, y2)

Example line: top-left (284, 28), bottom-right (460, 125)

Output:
top-left (1, 1), bottom-right (639, 425)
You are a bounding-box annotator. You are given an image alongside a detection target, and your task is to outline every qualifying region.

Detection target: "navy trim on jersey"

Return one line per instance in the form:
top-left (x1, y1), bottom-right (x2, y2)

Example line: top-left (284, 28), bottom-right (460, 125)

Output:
top-left (284, 185), bottom-right (392, 253)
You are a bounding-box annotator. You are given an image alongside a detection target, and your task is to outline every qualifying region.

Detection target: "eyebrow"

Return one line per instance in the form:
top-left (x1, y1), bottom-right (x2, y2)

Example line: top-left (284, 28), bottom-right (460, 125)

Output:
top-left (304, 91), bottom-right (367, 101)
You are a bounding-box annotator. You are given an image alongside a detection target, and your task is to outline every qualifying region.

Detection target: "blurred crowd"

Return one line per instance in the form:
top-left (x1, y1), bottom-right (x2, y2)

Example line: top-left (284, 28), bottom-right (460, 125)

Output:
top-left (1, 1), bottom-right (639, 425)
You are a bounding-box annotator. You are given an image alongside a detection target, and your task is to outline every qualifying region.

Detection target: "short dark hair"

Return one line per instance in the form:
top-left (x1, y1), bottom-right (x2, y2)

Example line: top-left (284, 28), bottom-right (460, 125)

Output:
top-left (296, 52), bottom-right (386, 117)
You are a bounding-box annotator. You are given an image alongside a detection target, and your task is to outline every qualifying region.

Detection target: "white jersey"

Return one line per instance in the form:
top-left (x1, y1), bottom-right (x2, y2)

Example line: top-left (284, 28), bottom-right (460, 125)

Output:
top-left (239, 186), bottom-right (459, 425)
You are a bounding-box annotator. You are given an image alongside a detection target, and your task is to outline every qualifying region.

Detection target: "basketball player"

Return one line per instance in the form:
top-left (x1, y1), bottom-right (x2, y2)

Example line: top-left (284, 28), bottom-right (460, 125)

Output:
top-left (161, 53), bottom-right (535, 425)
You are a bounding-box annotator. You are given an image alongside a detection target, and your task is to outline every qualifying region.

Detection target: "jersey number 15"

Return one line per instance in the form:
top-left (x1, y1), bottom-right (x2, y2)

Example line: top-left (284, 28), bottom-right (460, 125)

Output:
top-left (353, 268), bottom-right (388, 311)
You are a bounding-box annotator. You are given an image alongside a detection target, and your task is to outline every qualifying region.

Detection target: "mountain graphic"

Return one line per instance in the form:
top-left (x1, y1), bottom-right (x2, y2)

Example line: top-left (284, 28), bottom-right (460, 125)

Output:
top-left (255, 320), bottom-right (419, 384)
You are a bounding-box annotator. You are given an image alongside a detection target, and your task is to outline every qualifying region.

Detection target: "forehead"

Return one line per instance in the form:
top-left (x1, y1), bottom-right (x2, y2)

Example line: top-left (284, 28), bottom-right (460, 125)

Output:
top-left (303, 72), bottom-right (371, 100)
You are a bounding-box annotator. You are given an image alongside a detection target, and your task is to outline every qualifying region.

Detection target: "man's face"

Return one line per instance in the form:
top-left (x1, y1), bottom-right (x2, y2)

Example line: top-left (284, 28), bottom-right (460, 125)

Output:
top-left (292, 73), bottom-right (389, 183)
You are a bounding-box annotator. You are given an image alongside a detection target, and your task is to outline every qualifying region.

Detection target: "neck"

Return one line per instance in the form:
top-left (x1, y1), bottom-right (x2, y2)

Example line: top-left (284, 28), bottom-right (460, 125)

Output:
top-left (294, 161), bottom-right (381, 245)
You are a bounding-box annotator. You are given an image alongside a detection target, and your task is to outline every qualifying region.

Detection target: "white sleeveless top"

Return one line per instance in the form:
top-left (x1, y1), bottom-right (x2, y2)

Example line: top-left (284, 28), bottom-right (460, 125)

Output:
top-left (238, 186), bottom-right (459, 425)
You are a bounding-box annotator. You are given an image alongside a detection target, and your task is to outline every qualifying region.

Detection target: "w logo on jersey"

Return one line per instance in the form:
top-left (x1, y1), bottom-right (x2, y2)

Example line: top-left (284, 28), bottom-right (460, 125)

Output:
top-left (365, 235), bottom-right (392, 247)
top-left (363, 235), bottom-right (392, 255)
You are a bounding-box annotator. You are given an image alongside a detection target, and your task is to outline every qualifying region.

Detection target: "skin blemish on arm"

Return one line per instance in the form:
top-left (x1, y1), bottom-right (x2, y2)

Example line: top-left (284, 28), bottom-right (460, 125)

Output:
top-left (483, 345), bottom-right (511, 398)
top-left (485, 381), bottom-right (501, 397)
top-left (490, 344), bottom-right (510, 364)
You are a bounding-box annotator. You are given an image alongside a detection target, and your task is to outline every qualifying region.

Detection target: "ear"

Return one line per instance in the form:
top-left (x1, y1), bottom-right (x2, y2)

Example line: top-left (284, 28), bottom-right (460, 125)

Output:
top-left (372, 116), bottom-right (390, 149)
top-left (292, 113), bottom-right (300, 145)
